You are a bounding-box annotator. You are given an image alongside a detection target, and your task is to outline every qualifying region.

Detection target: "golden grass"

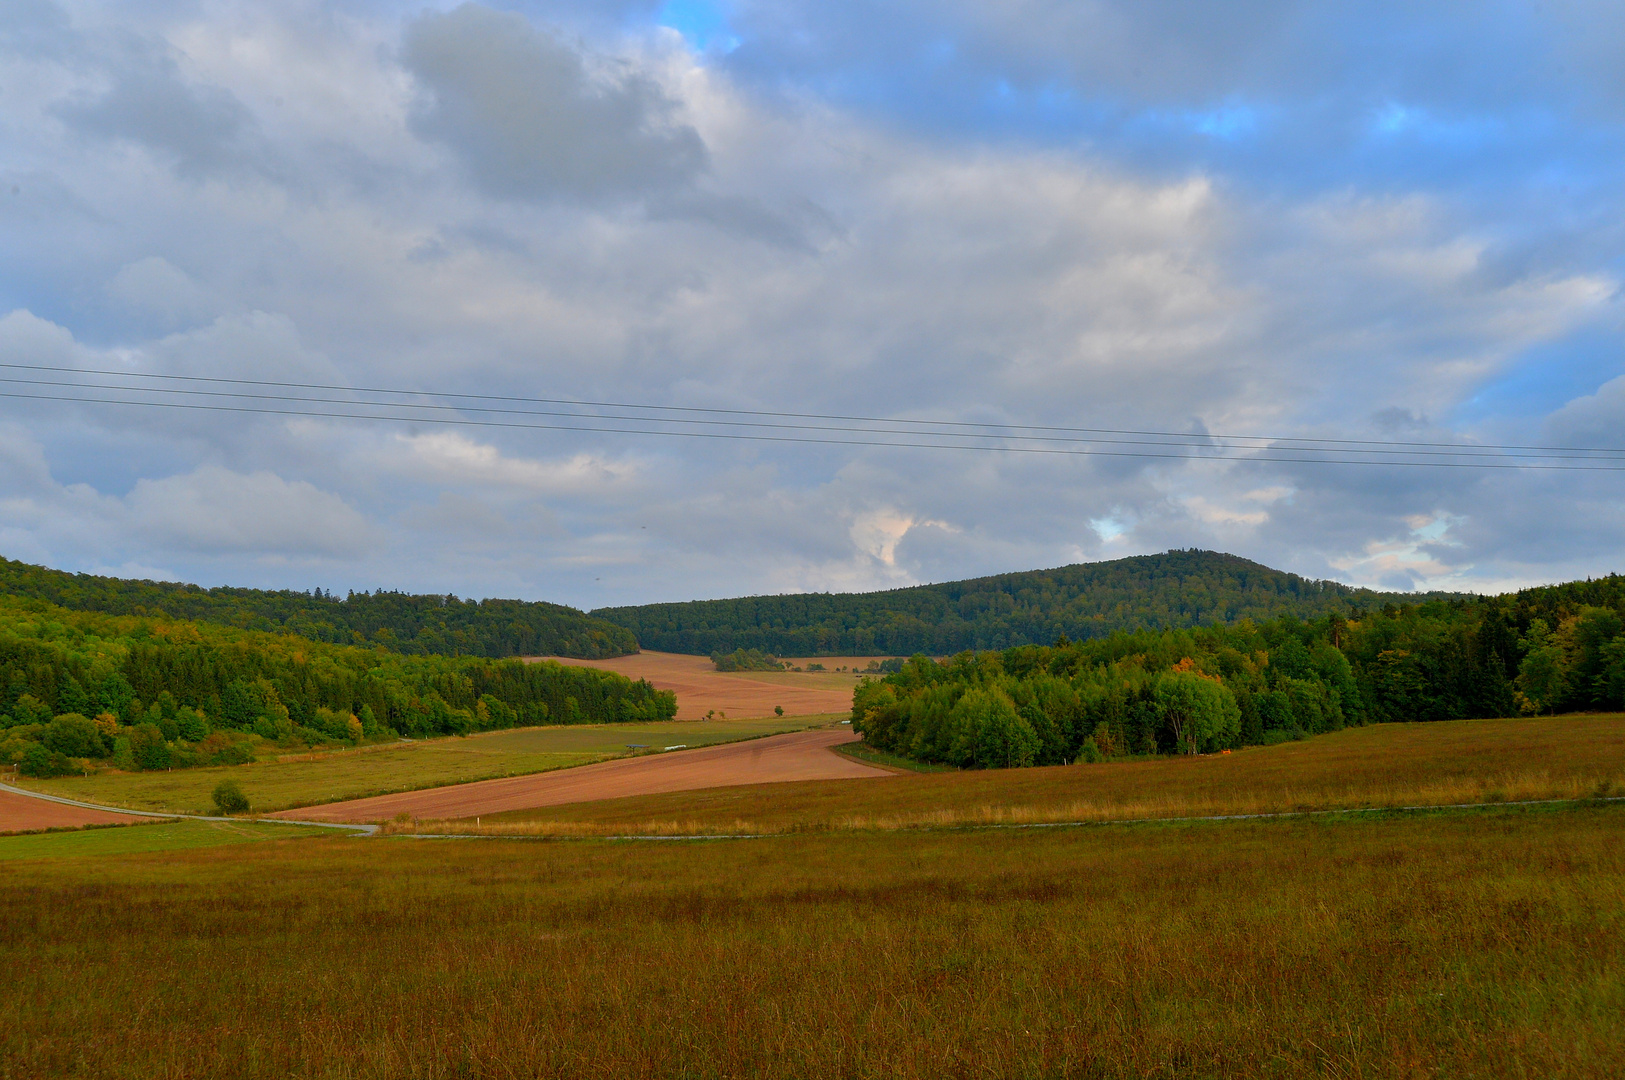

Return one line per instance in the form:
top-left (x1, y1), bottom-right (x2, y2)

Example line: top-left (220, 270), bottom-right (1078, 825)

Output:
top-left (7, 714), bottom-right (829, 815)
top-left (461, 714), bottom-right (1625, 836)
top-left (0, 804), bottom-right (1620, 1077)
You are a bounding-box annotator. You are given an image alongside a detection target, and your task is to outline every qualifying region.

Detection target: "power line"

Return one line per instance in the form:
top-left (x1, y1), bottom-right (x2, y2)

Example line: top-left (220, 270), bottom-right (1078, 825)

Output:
top-left (4, 388), bottom-right (1624, 471)
top-left (0, 374), bottom-right (1611, 462)
top-left (4, 359), bottom-right (1623, 456)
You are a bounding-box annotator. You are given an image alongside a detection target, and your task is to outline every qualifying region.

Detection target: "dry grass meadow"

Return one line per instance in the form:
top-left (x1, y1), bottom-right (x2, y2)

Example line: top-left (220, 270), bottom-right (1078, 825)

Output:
top-left (2, 714), bottom-right (1621, 1078)
top-left (0, 803), bottom-right (1620, 1078)
top-left (443, 713), bottom-right (1625, 836)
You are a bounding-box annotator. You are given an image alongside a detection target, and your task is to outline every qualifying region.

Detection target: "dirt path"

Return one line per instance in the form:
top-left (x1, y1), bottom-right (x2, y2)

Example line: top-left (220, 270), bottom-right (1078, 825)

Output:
top-left (0, 787), bottom-right (146, 833)
top-left (528, 651), bottom-right (857, 720)
top-left (271, 728), bottom-right (890, 822)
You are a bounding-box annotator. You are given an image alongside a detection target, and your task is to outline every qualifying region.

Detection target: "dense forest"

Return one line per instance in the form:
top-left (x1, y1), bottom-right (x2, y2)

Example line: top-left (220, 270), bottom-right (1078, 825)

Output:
top-left (853, 574), bottom-right (1625, 769)
top-left (596, 550), bottom-right (1450, 655)
top-left (0, 597), bottom-right (674, 777)
top-left (0, 556), bottom-right (637, 659)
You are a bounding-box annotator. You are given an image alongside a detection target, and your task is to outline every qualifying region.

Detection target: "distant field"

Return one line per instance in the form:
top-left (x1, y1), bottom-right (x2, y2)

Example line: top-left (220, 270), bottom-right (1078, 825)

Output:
top-left (471, 714), bottom-right (1625, 835)
top-left (1, 804), bottom-right (1619, 1077)
top-left (527, 650), bottom-right (856, 718)
top-left (8, 716), bottom-right (823, 816)
top-left (0, 786), bottom-right (146, 834)
top-left (0, 819), bottom-right (326, 860)
top-left (270, 725), bottom-right (881, 823)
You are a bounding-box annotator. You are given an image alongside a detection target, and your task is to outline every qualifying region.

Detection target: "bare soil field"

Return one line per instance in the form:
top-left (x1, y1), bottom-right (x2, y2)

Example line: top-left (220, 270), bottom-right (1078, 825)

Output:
top-left (272, 727), bottom-right (889, 822)
top-left (528, 650), bottom-right (858, 719)
top-left (0, 786), bottom-right (145, 834)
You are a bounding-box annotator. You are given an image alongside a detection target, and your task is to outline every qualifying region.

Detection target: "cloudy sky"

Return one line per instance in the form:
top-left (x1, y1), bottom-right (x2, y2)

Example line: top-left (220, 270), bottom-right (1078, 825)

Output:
top-left (2, 0), bottom-right (1623, 608)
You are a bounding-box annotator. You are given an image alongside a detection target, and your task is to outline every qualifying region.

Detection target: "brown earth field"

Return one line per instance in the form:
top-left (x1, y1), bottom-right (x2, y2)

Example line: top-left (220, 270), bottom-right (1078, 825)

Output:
top-left (269, 727), bottom-right (889, 822)
top-left (0, 786), bottom-right (147, 833)
top-left (527, 649), bottom-right (860, 719)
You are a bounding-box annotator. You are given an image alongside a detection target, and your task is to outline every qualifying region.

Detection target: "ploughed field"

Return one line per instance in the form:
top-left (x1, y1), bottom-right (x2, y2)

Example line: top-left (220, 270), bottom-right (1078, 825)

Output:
top-left (272, 726), bottom-right (888, 823)
top-left (0, 786), bottom-right (145, 832)
top-left (1, 803), bottom-right (1620, 1078)
top-left (1, 715), bottom-right (827, 821)
top-left (527, 650), bottom-right (859, 719)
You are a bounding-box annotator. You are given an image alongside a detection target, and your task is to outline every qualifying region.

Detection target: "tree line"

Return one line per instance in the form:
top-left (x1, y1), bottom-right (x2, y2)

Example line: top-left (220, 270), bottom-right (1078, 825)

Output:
top-left (852, 578), bottom-right (1625, 769)
top-left (0, 555), bottom-right (637, 660)
top-left (595, 550), bottom-right (1449, 656)
top-left (0, 597), bottom-right (675, 777)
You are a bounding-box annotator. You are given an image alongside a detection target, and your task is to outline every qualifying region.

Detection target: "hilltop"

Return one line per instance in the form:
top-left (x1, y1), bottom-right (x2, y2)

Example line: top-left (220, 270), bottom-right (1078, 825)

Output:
top-left (0, 556), bottom-right (637, 659)
top-left (592, 549), bottom-right (1458, 656)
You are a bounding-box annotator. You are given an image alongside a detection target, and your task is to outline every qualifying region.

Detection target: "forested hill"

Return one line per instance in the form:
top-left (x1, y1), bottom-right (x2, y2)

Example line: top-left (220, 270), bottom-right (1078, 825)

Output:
top-left (593, 550), bottom-right (1456, 656)
top-left (0, 556), bottom-right (637, 659)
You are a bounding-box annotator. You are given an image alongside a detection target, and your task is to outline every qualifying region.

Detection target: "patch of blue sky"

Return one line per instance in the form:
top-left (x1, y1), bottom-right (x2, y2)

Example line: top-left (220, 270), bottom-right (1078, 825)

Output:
top-left (1455, 327), bottom-right (1625, 424)
top-left (658, 0), bottom-right (738, 52)
top-left (1366, 101), bottom-right (1508, 150)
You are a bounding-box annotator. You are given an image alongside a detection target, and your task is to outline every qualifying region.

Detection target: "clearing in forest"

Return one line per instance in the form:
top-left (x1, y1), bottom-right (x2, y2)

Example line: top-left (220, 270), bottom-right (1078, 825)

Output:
top-left (526, 650), bottom-right (859, 719)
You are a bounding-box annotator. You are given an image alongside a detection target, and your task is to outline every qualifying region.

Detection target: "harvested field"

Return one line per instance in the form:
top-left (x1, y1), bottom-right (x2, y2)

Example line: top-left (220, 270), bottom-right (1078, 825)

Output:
top-left (527, 650), bottom-right (857, 719)
top-left (0, 786), bottom-right (145, 834)
top-left (11, 715), bottom-right (825, 816)
top-left (273, 727), bottom-right (889, 822)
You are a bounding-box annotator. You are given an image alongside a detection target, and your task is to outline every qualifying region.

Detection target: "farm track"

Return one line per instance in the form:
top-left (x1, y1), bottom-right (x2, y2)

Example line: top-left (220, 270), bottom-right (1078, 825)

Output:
top-left (269, 728), bottom-right (890, 822)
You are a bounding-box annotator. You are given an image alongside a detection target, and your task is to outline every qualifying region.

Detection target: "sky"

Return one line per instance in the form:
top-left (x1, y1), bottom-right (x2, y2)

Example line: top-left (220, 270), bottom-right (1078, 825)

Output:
top-left (1, 0), bottom-right (1623, 608)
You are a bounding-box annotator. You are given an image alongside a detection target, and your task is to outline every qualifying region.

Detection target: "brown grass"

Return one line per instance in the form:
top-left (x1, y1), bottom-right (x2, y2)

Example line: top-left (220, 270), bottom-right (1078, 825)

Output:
top-left (0, 804), bottom-right (1620, 1077)
top-left (459, 714), bottom-right (1625, 836)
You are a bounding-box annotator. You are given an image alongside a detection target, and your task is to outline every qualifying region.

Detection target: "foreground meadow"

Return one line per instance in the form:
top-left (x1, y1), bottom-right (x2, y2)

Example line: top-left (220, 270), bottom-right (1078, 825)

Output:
top-left (470, 714), bottom-right (1625, 835)
top-left (0, 804), bottom-right (1620, 1078)
top-left (6, 715), bottom-right (827, 816)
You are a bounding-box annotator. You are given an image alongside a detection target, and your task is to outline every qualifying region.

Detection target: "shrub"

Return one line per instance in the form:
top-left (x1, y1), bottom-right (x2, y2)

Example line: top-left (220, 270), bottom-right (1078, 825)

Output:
top-left (129, 723), bottom-right (171, 771)
top-left (1078, 737), bottom-right (1103, 764)
top-left (19, 743), bottom-right (73, 778)
top-left (211, 779), bottom-right (250, 815)
top-left (42, 714), bottom-right (106, 758)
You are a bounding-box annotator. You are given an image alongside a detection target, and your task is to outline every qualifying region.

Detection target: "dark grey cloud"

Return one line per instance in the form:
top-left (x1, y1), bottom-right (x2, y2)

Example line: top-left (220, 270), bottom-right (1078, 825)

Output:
top-left (52, 50), bottom-right (258, 179)
top-left (404, 3), bottom-right (707, 203)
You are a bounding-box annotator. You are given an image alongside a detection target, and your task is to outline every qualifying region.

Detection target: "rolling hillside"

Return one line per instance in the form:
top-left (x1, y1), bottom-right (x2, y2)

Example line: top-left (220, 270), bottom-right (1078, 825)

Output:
top-left (0, 556), bottom-right (637, 659)
top-left (593, 549), bottom-right (1457, 656)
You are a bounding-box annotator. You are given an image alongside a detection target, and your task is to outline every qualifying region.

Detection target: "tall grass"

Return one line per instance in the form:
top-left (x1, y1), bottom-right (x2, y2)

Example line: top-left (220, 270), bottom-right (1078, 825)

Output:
top-left (0, 805), bottom-right (1620, 1077)
top-left (473, 714), bottom-right (1625, 835)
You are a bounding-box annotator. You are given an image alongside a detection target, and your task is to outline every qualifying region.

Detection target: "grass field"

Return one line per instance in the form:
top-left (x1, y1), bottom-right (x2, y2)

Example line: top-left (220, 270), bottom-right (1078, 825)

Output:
top-left (0, 803), bottom-right (1619, 1078)
top-left (467, 714), bottom-right (1625, 835)
top-left (0, 818), bottom-right (327, 860)
top-left (6, 715), bottom-right (827, 815)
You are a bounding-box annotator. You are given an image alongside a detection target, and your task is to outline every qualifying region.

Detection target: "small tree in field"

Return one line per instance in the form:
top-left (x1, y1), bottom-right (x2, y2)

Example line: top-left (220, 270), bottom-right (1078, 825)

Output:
top-left (212, 779), bottom-right (250, 815)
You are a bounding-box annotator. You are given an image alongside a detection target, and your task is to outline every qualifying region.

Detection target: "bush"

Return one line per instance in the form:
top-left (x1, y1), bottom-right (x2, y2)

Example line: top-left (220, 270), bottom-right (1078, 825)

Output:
top-left (42, 714), bottom-right (106, 758)
top-left (1078, 737), bottom-right (1103, 764)
top-left (211, 779), bottom-right (250, 815)
top-left (19, 743), bottom-right (73, 778)
top-left (711, 648), bottom-right (783, 672)
top-left (128, 723), bottom-right (171, 770)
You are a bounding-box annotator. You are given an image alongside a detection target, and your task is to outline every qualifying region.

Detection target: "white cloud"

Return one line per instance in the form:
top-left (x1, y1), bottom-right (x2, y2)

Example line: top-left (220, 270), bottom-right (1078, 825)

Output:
top-left (0, 2), bottom-right (1619, 605)
top-left (125, 466), bottom-right (375, 557)
top-left (393, 433), bottom-right (641, 494)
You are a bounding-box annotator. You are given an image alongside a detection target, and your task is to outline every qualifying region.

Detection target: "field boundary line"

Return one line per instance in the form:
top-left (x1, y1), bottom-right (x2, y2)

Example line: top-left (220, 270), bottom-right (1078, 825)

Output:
top-left (0, 781), bottom-right (377, 835)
